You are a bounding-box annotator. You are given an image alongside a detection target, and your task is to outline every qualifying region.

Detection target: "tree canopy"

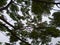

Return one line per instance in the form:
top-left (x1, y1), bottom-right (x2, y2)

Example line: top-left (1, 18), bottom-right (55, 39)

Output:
top-left (0, 0), bottom-right (60, 45)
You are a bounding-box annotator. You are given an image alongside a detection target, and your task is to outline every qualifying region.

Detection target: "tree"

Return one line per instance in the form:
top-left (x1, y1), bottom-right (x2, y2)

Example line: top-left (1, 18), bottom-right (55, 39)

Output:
top-left (0, 0), bottom-right (60, 45)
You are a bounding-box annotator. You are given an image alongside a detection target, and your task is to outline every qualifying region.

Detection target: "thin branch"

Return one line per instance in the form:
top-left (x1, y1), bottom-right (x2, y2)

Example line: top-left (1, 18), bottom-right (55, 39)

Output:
top-left (0, 0), bottom-right (13, 11)
top-left (56, 4), bottom-right (60, 8)
top-left (0, 23), bottom-right (31, 45)
top-left (0, 17), bottom-right (16, 29)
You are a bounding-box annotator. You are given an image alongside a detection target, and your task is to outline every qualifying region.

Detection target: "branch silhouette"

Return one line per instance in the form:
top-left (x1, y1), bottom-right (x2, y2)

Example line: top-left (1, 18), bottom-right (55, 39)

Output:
top-left (0, 16), bottom-right (16, 29)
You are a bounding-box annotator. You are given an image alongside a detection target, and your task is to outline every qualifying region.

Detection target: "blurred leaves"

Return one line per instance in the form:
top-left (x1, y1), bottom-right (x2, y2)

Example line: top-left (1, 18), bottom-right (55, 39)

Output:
top-left (0, 0), bottom-right (7, 7)
top-left (9, 12), bottom-right (18, 21)
top-left (52, 12), bottom-right (60, 27)
top-left (31, 0), bottom-right (53, 15)
top-left (29, 30), bottom-right (39, 39)
top-left (10, 4), bottom-right (19, 12)
top-left (0, 0), bottom-right (60, 45)
top-left (10, 35), bottom-right (18, 42)
top-left (21, 6), bottom-right (30, 15)
top-left (45, 27), bottom-right (60, 37)
top-left (0, 22), bottom-right (7, 32)
top-left (20, 42), bottom-right (29, 45)
top-left (17, 0), bottom-right (23, 3)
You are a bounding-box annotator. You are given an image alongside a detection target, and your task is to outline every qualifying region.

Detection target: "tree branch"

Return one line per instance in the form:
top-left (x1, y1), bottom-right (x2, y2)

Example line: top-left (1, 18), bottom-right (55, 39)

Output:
top-left (0, 23), bottom-right (31, 45)
top-left (0, 0), bottom-right (13, 11)
top-left (0, 16), bottom-right (16, 29)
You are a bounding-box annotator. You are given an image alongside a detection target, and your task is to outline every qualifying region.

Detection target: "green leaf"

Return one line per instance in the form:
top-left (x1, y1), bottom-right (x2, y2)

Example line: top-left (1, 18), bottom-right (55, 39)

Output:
top-left (32, 0), bottom-right (53, 15)
top-left (10, 4), bottom-right (19, 11)
top-left (29, 30), bottom-right (39, 39)
top-left (10, 35), bottom-right (18, 42)
top-left (32, 2), bottom-right (43, 14)
top-left (52, 12), bottom-right (60, 27)
top-left (21, 31), bottom-right (29, 37)
top-left (45, 27), bottom-right (60, 37)
top-left (10, 12), bottom-right (18, 21)
top-left (0, 22), bottom-right (7, 32)
top-left (17, 0), bottom-right (23, 3)
top-left (0, 0), bottom-right (6, 7)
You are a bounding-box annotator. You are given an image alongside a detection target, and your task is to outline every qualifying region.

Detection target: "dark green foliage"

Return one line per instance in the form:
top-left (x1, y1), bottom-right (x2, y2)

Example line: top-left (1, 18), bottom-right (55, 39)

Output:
top-left (9, 12), bottom-right (25, 21)
top-left (32, 1), bottom-right (43, 14)
top-left (31, 0), bottom-right (53, 20)
top-left (20, 42), bottom-right (29, 45)
top-left (0, 0), bottom-right (60, 45)
top-left (9, 12), bottom-right (18, 21)
top-left (0, 22), bottom-right (7, 32)
top-left (45, 27), bottom-right (60, 37)
top-left (32, 0), bottom-right (53, 15)
top-left (10, 35), bottom-right (18, 42)
top-left (20, 31), bottom-right (29, 37)
top-left (0, 0), bottom-right (7, 7)
top-left (52, 12), bottom-right (60, 27)
top-left (29, 30), bottom-right (39, 39)
top-left (10, 4), bottom-right (19, 12)
top-left (17, 0), bottom-right (23, 3)
top-left (0, 42), bottom-right (1, 44)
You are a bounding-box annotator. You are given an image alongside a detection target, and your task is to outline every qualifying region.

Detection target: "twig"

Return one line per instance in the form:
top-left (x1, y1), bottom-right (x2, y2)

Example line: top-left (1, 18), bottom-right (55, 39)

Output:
top-left (56, 4), bottom-right (60, 8)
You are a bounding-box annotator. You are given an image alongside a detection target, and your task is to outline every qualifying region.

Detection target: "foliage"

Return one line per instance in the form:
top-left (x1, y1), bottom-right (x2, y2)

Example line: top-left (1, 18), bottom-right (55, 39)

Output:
top-left (52, 12), bottom-right (60, 27)
top-left (0, 0), bottom-right (60, 45)
top-left (0, 0), bottom-right (6, 7)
